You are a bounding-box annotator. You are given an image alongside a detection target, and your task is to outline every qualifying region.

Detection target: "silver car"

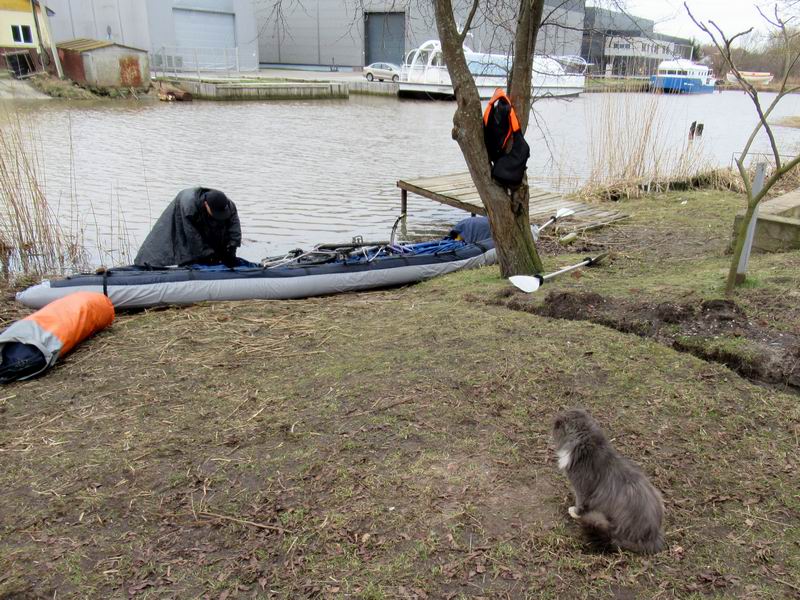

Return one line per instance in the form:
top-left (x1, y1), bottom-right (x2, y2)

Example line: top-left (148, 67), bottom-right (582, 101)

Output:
top-left (364, 62), bottom-right (400, 82)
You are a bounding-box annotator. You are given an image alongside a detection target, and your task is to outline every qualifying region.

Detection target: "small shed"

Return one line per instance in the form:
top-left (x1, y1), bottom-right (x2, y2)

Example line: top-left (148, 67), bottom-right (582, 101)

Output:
top-left (57, 38), bottom-right (150, 90)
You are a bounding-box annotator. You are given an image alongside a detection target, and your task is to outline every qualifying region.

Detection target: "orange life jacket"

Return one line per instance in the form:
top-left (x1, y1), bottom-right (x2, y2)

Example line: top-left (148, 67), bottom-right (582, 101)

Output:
top-left (483, 88), bottom-right (521, 150)
top-left (483, 88), bottom-right (530, 188)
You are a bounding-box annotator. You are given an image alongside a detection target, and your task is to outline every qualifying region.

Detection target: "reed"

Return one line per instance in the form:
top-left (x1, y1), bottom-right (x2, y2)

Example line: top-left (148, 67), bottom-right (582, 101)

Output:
top-left (0, 109), bottom-right (87, 280)
top-left (577, 93), bottom-right (715, 201)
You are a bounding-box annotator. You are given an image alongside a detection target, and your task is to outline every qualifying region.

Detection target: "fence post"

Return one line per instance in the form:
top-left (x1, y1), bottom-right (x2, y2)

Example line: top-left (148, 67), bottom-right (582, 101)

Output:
top-left (194, 47), bottom-right (200, 79)
top-left (235, 47), bottom-right (240, 73)
top-left (736, 162), bottom-right (767, 284)
top-left (161, 47), bottom-right (167, 78)
top-left (224, 47), bottom-right (229, 78)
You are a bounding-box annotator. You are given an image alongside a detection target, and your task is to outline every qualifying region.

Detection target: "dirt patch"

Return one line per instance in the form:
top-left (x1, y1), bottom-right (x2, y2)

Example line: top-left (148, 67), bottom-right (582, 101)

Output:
top-left (0, 280), bottom-right (35, 328)
top-left (496, 290), bottom-right (800, 391)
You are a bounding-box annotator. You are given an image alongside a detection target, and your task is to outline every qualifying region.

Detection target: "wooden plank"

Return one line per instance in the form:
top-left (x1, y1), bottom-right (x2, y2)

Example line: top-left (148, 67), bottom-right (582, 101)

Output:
top-left (529, 189), bottom-right (561, 200)
top-left (436, 184), bottom-right (485, 196)
top-left (415, 182), bottom-right (476, 195)
top-left (403, 171), bottom-right (472, 185)
top-left (398, 173), bottom-right (473, 190)
top-left (402, 174), bottom-right (562, 203)
top-left (530, 201), bottom-right (590, 216)
top-left (529, 198), bottom-right (586, 211)
top-left (399, 173), bottom-right (468, 186)
top-left (397, 171), bottom-right (629, 233)
top-left (449, 190), bottom-right (568, 206)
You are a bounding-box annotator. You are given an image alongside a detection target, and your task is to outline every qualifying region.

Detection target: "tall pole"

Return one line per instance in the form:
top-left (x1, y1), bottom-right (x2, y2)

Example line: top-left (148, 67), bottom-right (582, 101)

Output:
top-left (29, 0), bottom-right (47, 67)
top-left (36, 0), bottom-right (64, 78)
top-left (736, 162), bottom-right (767, 284)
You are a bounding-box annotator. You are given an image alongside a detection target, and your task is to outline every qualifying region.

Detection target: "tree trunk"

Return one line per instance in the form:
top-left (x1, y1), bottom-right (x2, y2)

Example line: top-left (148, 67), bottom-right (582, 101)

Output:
top-left (434, 0), bottom-right (544, 277)
top-left (508, 0), bottom-right (545, 132)
top-left (485, 182), bottom-right (542, 274)
top-left (725, 200), bottom-right (758, 294)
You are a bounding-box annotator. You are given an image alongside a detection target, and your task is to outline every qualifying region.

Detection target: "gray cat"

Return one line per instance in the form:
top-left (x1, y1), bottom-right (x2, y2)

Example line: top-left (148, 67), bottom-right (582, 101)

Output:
top-left (552, 408), bottom-right (666, 554)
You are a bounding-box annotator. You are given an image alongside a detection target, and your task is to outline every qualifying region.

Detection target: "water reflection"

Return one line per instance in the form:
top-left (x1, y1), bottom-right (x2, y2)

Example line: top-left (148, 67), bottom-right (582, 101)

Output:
top-left (3, 91), bottom-right (800, 265)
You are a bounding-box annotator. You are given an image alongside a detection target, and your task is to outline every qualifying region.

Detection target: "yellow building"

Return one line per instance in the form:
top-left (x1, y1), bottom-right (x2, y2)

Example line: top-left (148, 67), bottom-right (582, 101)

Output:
top-left (1, 0), bottom-right (54, 75)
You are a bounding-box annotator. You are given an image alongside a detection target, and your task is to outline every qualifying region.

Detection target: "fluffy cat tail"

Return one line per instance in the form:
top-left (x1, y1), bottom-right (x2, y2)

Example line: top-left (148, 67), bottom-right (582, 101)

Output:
top-left (579, 511), bottom-right (615, 551)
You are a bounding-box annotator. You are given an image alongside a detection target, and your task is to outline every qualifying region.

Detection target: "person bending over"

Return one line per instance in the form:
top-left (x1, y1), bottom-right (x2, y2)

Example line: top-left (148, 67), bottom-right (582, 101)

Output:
top-left (134, 187), bottom-right (241, 268)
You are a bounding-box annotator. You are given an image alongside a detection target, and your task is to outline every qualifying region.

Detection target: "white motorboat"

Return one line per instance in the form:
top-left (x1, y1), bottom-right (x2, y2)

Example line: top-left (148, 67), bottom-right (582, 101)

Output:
top-left (726, 71), bottom-right (774, 86)
top-left (399, 40), bottom-right (586, 99)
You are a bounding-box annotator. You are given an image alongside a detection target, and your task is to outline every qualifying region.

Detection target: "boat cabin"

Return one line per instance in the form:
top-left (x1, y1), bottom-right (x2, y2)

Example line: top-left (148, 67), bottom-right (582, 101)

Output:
top-left (651, 58), bottom-right (715, 93)
top-left (656, 59), bottom-right (710, 78)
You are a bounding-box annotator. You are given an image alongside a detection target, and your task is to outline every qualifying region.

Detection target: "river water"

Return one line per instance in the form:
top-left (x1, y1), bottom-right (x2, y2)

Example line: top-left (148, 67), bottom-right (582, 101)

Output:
top-left (3, 91), bottom-right (800, 265)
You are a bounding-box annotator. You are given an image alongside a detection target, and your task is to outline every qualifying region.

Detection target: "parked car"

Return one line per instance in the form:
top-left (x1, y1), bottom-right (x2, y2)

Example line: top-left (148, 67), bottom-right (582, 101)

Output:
top-left (364, 62), bottom-right (400, 82)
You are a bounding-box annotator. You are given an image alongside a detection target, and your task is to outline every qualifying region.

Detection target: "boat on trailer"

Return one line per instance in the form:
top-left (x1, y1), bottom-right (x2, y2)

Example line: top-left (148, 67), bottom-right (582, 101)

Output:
top-left (16, 219), bottom-right (497, 310)
top-left (399, 40), bottom-right (586, 99)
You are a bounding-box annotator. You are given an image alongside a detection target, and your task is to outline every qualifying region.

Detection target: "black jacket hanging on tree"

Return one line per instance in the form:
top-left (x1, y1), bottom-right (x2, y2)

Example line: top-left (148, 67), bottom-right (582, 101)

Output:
top-left (482, 89), bottom-right (530, 188)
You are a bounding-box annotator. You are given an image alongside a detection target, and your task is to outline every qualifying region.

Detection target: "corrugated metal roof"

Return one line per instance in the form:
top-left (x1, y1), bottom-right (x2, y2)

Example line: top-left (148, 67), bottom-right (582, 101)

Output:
top-left (57, 38), bottom-right (147, 53)
top-left (57, 39), bottom-right (113, 52)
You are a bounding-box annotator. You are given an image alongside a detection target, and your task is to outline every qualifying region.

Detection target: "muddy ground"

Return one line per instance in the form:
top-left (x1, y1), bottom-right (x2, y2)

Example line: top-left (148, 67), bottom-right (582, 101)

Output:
top-left (493, 291), bottom-right (800, 392)
top-left (1, 190), bottom-right (799, 599)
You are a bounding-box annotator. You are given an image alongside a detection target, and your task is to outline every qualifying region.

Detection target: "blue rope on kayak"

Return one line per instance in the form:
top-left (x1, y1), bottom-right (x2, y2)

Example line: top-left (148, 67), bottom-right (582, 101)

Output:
top-left (347, 239), bottom-right (467, 264)
top-left (184, 239), bottom-right (469, 271)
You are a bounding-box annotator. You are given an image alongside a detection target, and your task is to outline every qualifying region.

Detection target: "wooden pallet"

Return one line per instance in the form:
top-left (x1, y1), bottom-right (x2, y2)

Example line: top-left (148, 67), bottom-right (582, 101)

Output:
top-left (397, 172), bottom-right (628, 231)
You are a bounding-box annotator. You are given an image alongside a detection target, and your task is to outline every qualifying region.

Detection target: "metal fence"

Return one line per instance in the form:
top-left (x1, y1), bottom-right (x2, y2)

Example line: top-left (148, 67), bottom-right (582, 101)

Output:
top-left (729, 152), bottom-right (794, 169)
top-left (150, 46), bottom-right (240, 78)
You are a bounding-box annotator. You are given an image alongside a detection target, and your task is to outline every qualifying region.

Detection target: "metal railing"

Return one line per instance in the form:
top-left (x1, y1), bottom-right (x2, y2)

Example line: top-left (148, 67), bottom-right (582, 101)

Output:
top-left (150, 46), bottom-right (240, 78)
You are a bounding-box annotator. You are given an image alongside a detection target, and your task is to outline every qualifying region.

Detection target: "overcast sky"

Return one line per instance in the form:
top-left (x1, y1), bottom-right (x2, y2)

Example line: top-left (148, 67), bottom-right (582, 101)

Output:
top-left (594, 0), bottom-right (773, 41)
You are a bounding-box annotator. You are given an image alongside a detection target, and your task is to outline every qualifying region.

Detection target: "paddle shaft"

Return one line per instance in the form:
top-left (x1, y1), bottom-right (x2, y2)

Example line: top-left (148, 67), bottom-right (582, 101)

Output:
top-left (542, 258), bottom-right (592, 282)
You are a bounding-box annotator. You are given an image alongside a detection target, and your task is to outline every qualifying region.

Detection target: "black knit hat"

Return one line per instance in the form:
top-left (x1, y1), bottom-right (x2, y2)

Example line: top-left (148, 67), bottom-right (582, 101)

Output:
top-left (202, 189), bottom-right (232, 221)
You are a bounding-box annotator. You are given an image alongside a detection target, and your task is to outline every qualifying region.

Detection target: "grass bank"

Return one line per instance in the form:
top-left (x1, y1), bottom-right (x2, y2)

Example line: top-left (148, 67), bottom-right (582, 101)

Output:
top-left (584, 77), bottom-right (651, 93)
top-left (1, 189), bottom-right (799, 598)
top-left (775, 116), bottom-right (800, 128)
top-left (27, 73), bottom-right (99, 100)
top-left (28, 73), bottom-right (152, 100)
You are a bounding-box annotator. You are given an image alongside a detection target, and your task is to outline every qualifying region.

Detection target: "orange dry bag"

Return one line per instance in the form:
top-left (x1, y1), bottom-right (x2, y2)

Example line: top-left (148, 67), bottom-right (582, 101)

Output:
top-left (0, 292), bottom-right (114, 382)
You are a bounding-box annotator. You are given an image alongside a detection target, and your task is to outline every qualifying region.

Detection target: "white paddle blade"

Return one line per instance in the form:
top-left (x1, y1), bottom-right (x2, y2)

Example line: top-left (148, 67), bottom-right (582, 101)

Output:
top-left (509, 275), bottom-right (541, 293)
top-left (555, 208), bottom-right (575, 220)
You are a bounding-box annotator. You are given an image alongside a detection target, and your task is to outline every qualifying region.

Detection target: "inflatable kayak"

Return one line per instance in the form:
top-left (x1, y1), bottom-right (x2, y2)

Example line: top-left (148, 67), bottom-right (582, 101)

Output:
top-left (17, 218), bottom-right (496, 310)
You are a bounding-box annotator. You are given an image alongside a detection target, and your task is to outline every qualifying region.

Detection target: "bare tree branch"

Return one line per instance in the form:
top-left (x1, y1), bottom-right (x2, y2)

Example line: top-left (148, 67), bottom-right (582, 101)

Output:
top-left (508, 0), bottom-right (545, 133)
top-left (457, 0), bottom-right (481, 44)
top-left (687, 1), bottom-right (800, 291)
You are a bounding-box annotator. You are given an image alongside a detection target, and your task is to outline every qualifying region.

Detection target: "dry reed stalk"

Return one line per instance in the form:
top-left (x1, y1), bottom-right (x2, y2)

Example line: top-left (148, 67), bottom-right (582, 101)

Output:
top-left (578, 93), bottom-right (717, 201)
top-left (0, 108), bottom-right (87, 280)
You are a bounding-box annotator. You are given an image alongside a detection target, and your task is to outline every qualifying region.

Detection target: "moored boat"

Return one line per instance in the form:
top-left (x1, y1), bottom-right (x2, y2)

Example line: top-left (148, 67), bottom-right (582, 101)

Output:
top-left (726, 71), bottom-right (774, 86)
top-left (16, 218), bottom-right (497, 310)
top-left (399, 40), bottom-right (586, 99)
top-left (650, 59), bottom-right (715, 94)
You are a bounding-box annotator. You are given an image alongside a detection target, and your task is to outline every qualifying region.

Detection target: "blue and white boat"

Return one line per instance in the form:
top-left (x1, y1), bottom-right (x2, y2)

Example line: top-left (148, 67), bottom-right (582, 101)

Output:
top-left (650, 59), bottom-right (715, 94)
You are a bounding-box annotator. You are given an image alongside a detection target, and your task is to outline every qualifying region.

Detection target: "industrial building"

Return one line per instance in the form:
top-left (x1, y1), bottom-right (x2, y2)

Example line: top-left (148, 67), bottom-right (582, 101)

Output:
top-left (254, 0), bottom-right (587, 69)
top-left (44, 0), bottom-right (259, 71)
top-left (581, 7), bottom-right (693, 77)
